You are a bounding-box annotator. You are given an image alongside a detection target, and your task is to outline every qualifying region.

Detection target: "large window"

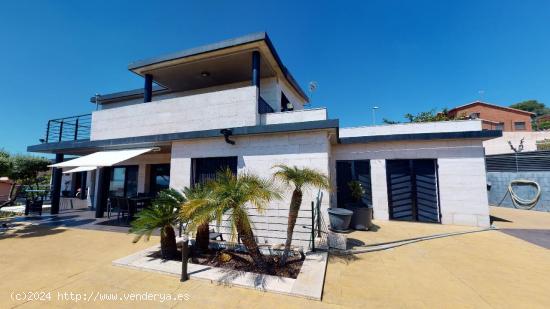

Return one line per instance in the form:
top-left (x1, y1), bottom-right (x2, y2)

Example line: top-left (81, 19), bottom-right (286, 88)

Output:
top-left (496, 122), bottom-right (504, 131)
top-left (514, 121), bottom-right (526, 130)
top-left (150, 164), bottom-right (170, 196)
top-left (192, 157), bottom-right (238, 185)
top-left (109, 166), bottom-right (138, 197)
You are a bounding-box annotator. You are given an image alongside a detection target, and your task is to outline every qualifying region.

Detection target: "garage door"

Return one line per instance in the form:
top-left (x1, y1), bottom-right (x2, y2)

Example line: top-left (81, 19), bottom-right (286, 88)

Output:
top-left (386, 159), bottom-right (440, 223)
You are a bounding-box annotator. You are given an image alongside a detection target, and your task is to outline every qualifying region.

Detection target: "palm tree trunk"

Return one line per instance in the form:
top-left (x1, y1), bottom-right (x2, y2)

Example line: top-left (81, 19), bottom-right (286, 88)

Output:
top-left (160, 225), bottom-right (177, 260)
top-left (195, 222), bottom-right (210, 252)
top-left (280, 188), bottom-right (302, 266)
top-left (236, 219), bottom-right (269, 272)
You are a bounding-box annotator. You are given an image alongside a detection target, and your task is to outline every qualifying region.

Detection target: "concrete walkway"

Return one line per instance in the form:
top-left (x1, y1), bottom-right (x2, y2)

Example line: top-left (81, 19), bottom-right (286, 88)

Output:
top-left (1, 207), bottom-right (549, 308)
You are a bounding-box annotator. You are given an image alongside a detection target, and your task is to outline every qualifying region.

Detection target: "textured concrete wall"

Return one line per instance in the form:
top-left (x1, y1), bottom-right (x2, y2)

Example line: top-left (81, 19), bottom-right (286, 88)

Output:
top-left (170, 131), bottom-right (331, 248)
top-left (331, 139), bottom-right (490, 227)
top-left (261, 108), bottom-right (327, 125)
top-left (91, 86), bottom-right (258, 140)
top-left (487, 172), bottom-right (550, 212)
top-left (340, 120), bottom-right (483, 138)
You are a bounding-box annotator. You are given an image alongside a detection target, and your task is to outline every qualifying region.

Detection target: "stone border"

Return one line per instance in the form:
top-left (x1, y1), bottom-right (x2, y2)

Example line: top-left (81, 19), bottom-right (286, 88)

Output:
top-left (112, 243), bottom-right (328, 300)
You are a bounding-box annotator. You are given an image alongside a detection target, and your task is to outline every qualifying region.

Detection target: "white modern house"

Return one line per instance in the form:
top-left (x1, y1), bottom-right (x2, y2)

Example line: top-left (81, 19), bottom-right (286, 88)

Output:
top-left (28, 33), bottom-right (500, 248)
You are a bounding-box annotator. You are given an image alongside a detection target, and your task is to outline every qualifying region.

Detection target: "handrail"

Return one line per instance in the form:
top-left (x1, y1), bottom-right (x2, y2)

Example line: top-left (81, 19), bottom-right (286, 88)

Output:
top-left (45, 114), bottom-right (92, 143)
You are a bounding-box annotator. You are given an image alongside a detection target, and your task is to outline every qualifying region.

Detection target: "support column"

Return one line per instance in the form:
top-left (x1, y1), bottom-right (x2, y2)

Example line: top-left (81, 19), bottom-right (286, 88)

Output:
top-left (80, 171), bottom-right (87, 200)
top-left (50, 153), bottom-right (64, 214)
top-left (144, 74), bottom-right (153, 103)
top-left (251, 51), bottom-right (260, 88)
top-left (95, 167), bottom-right (108, 218)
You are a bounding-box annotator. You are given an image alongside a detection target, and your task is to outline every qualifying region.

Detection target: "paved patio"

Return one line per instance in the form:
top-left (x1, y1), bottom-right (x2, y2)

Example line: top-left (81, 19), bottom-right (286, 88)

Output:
top-left (1, 207), bottom-right (549, 308)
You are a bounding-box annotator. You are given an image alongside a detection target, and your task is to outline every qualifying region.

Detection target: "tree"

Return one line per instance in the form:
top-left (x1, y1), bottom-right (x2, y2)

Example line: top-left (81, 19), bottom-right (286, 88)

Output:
top-left (181, 169), bottom-right (281, 272)
top-left (180, 184), bottom-right (213, 252)
top-left (510, 100), bottom-right (549, 116)
top-left (383, 108), bottom-right (461, 124)
top-left (130, 188), bottom-right (185, 259)
top-left (272, 165), bottom-right (329, 266)
top-left (0, 151), bottom-right (50, 207)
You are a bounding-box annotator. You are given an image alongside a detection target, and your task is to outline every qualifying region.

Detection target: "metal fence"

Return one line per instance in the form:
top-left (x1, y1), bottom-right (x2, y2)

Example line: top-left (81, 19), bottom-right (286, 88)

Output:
top-left (45, 114), bottom-right (91, 143)
top-left (485, 150), bottom-right (550, 172)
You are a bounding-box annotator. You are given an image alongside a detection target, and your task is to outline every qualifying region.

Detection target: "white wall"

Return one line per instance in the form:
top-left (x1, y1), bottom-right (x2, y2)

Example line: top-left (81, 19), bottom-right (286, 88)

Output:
top-left (331, 139), bottom-right (490, 227)
top-left (91, 86), bottom-right (258, 140)
top-left (483, 131), bottom-right (550, 154)
top-left (169, 131), bottom-right (332, 248)
top-left (340, 120), bottom-right (483, 137)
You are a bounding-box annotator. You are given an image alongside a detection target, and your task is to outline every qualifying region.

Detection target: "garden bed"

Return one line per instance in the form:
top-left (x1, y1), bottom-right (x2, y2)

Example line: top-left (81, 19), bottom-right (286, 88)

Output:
top-left (148, 244), bottom-right (305, 279)
top-left (113, 239), bottom-right (328, 300)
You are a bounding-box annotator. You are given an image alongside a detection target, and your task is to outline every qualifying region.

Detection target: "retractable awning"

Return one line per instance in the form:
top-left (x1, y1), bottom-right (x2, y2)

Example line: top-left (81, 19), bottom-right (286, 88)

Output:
top-left (50, 148), bottom-right (153, 168)
top-left (62, 166), bottom-right (98, 174)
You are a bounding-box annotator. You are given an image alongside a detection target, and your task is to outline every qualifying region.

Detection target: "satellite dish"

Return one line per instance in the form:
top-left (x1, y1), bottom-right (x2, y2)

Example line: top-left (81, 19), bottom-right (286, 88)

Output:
top-left (309, 81), bottom-right (318, 93)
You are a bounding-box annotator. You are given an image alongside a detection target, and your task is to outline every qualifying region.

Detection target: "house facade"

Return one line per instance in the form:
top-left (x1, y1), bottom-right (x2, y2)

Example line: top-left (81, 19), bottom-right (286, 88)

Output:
top-left (28, 33), bottom-right (501, 248)
top-left (447, 101), bottom-right (535, 131)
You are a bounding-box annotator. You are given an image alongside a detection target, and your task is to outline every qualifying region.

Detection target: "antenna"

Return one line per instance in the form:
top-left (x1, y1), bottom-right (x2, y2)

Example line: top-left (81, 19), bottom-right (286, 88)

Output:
top-left (308, 81), bottom-right (318, 104)
top-left (478, 90), bottom-right (485, 101)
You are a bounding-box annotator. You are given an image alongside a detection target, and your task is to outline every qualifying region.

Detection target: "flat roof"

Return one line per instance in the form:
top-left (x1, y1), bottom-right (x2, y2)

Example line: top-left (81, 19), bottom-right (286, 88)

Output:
top-left (91, 32), bottom-right (309, 104)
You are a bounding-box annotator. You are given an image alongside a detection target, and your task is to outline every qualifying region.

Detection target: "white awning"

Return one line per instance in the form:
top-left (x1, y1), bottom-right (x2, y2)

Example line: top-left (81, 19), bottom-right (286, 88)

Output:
top-left (62, 166), bottom-right (98, 174)
top-left (50, 148), bottom-right (153, 168)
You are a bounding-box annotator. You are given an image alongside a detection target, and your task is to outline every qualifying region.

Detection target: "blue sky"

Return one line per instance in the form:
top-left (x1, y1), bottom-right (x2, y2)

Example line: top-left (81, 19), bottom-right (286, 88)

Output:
top-left (1, 0), bottom-right (550, 155)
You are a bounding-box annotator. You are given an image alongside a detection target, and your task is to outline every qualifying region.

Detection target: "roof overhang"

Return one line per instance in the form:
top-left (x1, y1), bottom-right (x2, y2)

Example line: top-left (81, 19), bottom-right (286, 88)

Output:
top-left (92, 32), bottom-right (309, 104)
top-left (28, 120), bottom-right (339, 155)
top-left (339, 130), bottom-right (503, 144)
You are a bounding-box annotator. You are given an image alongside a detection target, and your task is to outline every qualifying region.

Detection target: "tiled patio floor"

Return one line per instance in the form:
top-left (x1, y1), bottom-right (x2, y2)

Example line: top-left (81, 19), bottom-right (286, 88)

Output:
top-left (1, 207), bottom-right (549, 308)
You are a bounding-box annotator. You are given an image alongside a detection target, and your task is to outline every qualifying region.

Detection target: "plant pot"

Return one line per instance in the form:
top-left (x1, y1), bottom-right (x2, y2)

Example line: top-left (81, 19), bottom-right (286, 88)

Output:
top-left (345, 202), bottom-right (372, 230)
top-left (328, 208), bottom-right (353, 232)
top-left (351, 207), bottom-right (372, 230)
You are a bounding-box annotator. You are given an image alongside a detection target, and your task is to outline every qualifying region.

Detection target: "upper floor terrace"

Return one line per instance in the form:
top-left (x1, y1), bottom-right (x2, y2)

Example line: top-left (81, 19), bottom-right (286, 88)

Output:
top-left (32, 33), bottom-right (331, 149)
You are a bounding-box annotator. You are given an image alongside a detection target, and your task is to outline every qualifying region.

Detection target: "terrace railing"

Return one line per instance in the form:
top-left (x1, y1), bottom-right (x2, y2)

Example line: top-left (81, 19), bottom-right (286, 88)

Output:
top-left (45, 114), bottom-right (91, 143)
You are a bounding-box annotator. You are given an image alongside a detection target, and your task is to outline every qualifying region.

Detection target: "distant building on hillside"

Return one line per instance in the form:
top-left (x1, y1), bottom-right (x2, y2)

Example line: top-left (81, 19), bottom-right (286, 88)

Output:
top-left (447, 101), bottom-right (535, 132)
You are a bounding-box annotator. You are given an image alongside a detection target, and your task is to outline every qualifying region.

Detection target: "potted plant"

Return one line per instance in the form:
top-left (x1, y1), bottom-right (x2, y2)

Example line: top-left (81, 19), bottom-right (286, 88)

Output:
top-left (345, 180), bottom-right (371, 230)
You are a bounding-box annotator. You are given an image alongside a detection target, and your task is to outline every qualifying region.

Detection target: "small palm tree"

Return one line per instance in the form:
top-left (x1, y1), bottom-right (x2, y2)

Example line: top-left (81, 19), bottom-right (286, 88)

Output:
top-left (273, 165), bottom-right (330, 266)
top-left (130, 189), bottom-right (185, 260)
top-left (180, 184), bottom-right (214, 252)
top-left (182, 169), bottom-right (281, 272)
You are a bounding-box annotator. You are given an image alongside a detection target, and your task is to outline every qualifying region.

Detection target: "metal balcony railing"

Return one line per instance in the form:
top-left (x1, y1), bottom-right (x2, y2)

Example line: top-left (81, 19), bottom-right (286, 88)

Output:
top-left (45, 114), bottom-right (91, 143)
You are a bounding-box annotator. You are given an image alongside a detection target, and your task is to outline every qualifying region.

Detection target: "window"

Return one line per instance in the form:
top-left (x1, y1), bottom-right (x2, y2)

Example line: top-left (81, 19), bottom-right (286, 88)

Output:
top-left (149, 164), bottom-right (170, 197)
top-left (109, 166), bottom-right (138, 197)
top-left (469, 112), bottom-right (481, 119)
top-left (496, 122), bottom-right (504, 131)
top-left (514, 122), bottom-right (526, 130)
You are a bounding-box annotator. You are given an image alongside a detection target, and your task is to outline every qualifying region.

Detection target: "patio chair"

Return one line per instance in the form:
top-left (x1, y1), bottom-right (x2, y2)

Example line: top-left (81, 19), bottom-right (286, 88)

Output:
top-left (116, 197), bottom-right (131, 223)
top-left (107, 197), bottom-right (117, 219)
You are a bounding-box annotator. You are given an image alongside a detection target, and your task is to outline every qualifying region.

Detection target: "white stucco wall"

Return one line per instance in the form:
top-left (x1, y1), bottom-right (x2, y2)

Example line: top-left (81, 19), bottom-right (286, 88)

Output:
top-left (331, 139), bottom-right (490, 227)
top-left (483, 131), bottom-right (550, 154)
top-left (169, 131), bottom-right (332, 248)
top-left (91, 86), bottom-right (258, 140)
top-left (340, 120), bottom-right (483, 137)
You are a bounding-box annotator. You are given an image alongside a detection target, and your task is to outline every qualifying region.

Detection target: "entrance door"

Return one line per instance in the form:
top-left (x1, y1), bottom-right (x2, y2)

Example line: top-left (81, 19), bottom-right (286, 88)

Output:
top-left (192, 157), bottom-right (238, 185)
top-left (386, 159), bottom-right (440, 223)
top-left (336, 160), bottom-right (372, 208)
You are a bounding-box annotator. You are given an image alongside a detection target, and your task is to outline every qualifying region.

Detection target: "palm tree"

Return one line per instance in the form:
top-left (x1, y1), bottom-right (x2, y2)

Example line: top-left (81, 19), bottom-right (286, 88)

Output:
top-left (130, 188), bottom-right (185, 260)
top-left (182, 169), bottom-right (280, 272)
top-left (273, 165), bottom-right (329, 266)
top-left (180, 184), bottom-right (213, 252)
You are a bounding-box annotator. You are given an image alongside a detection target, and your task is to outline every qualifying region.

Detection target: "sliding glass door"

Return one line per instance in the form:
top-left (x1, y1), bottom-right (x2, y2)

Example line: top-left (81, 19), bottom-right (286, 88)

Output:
top-left (109, 166), bottom-right (138, 197)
